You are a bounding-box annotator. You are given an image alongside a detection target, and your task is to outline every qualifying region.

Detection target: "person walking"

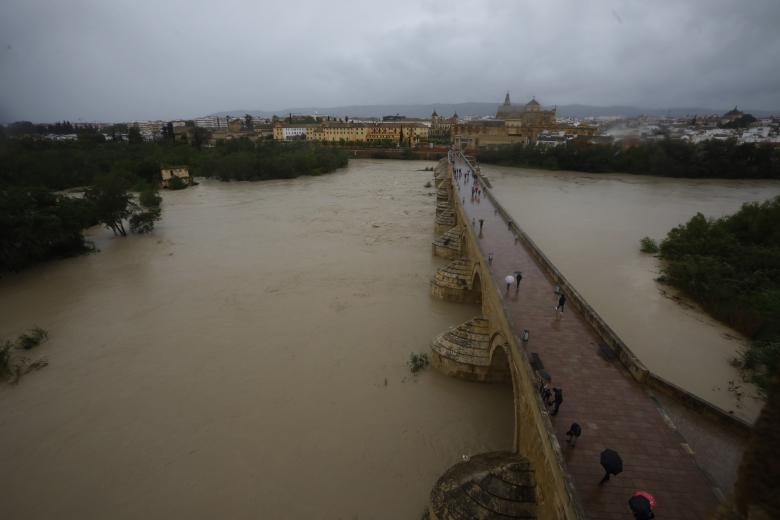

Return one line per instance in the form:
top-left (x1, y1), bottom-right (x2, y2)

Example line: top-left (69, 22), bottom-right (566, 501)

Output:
top-left (515, 271), bottom-right (523, 290)
top-left (488, 253), bottom-right (494, 265)
top-left (478, 219), bottom-right (484, 234)
top-left (555, 293), bottom-right (566, 313)
top-left (550, 387), bottom-right (563, 416)
top-left (599, 449), bottom-right (623, 485)
top-left (471, 217), bottom-right (475, 227)
top-left (504, 274), bottom-right (515, 294)
top-left (628, 494), bottom-right (655, 520)
top-left (566, 423), bottom-right (582, 446)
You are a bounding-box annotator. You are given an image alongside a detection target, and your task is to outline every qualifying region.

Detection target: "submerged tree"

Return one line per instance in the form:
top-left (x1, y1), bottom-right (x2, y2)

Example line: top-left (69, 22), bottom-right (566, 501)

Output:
top-left (129, 187), bottom-right (162, 233)
top-left (86, 171), bottom-right (134, 236)
top-left (87, 171), bottom-right (163, 236)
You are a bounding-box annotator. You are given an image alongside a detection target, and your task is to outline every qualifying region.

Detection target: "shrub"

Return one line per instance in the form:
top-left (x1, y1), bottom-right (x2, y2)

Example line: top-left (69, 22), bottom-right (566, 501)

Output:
top-left (408, 352), bottom-right (430, 373)
top-left (18, 326), bottom-right (48, 350)
top-left (639, 237), bottom-right (659, 254)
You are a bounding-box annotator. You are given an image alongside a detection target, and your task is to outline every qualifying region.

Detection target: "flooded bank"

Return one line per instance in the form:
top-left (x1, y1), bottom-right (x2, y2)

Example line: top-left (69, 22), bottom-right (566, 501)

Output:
top-left (0, 160), bottom-right (513, 519)
top-left (485, 164), bottom-right (780, 423)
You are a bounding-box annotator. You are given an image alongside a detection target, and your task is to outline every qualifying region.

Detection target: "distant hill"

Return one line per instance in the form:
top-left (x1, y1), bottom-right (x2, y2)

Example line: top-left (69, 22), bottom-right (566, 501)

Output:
top-left (211, 103), bottom-right (779, 120)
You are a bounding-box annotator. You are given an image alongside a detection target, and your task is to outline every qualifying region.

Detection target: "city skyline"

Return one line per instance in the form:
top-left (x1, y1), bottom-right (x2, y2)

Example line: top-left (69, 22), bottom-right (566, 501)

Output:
top-left (1, 0), bottom-right (779, 122)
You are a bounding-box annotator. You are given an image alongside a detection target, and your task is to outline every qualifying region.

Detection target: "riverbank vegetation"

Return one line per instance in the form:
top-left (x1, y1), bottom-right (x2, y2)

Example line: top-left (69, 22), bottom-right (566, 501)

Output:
top-left (478, 139), bottom-right (780, 179)
top-left (1, 327), bottom-right (50, 383)
top-left (644, 196), bottom-right (780, 395)
top-left (1, 135), bottom-right (347, 272)
top-left (198, 140), bottom-right (348, 181)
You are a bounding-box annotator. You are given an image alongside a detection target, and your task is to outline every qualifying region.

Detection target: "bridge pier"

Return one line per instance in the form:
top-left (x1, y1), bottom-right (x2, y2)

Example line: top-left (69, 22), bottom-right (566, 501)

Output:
top-left (429, 451), bottom-right (537, 520)
top-left (434, 208), bottom-right (456, 234)
top-left (430, 316), bottom-right (511, 383)
top-left (432, 227), bottom-right (464, 259)
top-left (430, 258), bottom-right (481, 303)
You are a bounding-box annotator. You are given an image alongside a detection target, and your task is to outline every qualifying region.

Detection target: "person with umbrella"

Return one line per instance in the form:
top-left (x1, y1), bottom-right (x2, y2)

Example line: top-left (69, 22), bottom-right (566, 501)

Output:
top-left (505, 274), bottom-right (515, 294)
top-left (599, 448), bottom-right (623, 484)
top-left (565, 423), bottom-right (582, 447)
top-left (514, 271), bottom-right (523, 290)
top-left (628, 491), bottom-right (656, 519)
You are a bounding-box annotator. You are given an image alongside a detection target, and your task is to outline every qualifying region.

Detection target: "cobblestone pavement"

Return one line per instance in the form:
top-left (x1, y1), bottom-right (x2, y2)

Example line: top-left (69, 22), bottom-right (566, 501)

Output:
top-left (450, 156), bottom-right (720, 520)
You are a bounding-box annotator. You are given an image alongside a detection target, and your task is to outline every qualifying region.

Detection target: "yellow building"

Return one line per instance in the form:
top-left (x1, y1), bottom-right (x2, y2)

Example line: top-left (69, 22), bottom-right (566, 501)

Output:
top-left (309, 123), bottom-right (368, 142)
top-left (273, 121), bottom-right (429, 145)
top-left (366, 123), bottom-right (429, 145)
top-left (160, 166), bottom-right (192, 189)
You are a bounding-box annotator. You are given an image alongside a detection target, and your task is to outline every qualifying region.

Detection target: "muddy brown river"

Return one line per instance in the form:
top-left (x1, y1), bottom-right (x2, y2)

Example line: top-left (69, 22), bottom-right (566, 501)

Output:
top-left (0, 160), bottom-right (513, 519)
top-left (2, 159), bottom-right (777, 517)
top-left (485, 164), bottom-right (780, 423)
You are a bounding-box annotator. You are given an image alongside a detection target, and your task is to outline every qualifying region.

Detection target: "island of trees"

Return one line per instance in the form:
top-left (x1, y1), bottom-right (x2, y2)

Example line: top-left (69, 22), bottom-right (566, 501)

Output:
top-left (478, 139), bottom-right (780, 179)
top-left (0, 131), bottom-right (348, 273)
top-left (642, 196), bottom-right (780, 396)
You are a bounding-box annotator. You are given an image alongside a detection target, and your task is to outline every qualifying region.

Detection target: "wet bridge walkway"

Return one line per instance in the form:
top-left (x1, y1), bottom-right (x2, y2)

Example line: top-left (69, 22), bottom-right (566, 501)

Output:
top-left (450, 154), bottom-right (719, 520)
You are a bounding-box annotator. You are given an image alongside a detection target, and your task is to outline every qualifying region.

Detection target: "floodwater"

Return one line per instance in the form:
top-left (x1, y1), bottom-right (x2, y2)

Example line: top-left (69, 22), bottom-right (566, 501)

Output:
top-left (0, 160), bottom-right (513, 519)
top-left (485, 164), bottom-right (780, 423)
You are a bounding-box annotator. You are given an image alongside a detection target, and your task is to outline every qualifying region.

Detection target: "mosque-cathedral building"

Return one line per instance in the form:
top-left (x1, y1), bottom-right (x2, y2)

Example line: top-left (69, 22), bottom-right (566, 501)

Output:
top-left (454, 93), bottom-right (596, 149)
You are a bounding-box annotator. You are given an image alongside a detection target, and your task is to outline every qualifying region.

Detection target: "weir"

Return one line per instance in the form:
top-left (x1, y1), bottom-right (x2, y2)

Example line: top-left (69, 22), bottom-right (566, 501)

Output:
top-left (427, 153), bottom-right (728, 519)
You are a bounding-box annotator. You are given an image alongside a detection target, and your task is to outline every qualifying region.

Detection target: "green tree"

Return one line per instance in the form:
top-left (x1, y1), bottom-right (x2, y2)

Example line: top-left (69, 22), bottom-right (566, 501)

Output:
top-left (0, 187), bottom-right (94, 271)
top-left (86, 171), bottom-right (134, 236)
top-left (128, 126), bottom-right (143, 144)
top-left (161, 122), bottom-right (175, 142)
top-left (192, 127), bottom-right (210, 150)
top-left (129, 187), bottom-right (162, 233)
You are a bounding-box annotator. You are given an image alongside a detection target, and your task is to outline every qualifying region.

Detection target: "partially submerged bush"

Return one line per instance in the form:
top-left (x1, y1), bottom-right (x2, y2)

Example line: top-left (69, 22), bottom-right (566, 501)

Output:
top-left (0, 327), bottom-right (50, 383)
top-left (18, 326), bottom-right (48, 350)
top-left (408, 352), bottom-right (430, 373)
top-left (639, 236), bottom-right (659, 254)
top-left (0, 341), bottom-right (13, 377)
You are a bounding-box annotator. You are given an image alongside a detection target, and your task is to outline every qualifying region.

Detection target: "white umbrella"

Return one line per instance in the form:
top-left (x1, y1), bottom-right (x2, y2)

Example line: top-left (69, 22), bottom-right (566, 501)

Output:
top-left (504, 275), bottom-right (515, 285)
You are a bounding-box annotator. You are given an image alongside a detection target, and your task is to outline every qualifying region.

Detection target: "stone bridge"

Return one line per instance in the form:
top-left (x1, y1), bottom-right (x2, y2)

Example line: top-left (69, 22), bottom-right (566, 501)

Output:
top-left (427, 153), bottom-right (724, 519)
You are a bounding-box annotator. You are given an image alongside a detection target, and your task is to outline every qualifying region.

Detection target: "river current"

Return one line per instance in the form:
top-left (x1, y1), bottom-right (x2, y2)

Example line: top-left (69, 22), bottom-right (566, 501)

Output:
top-left (2, 159), bottom-right (776, 517)
top-left (485, 164), bottom-right (780, 423)
top-left (0, 160), bottom-right (512, 519)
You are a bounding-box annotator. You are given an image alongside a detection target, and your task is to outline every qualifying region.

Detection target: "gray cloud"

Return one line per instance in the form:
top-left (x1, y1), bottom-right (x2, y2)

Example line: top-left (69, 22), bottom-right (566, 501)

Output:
top-left (1, 0), bottom-right (779, 122)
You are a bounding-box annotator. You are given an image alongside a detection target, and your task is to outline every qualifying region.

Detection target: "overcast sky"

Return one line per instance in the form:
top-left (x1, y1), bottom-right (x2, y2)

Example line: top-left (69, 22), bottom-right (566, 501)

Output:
top-left (1, 0), bottom-right (779, 122)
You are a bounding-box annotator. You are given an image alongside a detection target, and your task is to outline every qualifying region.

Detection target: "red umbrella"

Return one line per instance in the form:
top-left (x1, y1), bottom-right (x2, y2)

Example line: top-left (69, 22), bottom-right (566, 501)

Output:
top-left (633, 491), bottom-right (657, 509)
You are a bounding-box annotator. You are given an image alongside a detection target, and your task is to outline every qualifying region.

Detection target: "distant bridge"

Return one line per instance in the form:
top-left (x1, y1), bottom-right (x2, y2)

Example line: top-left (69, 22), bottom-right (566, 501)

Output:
top-left (426, 152), bottom-right (728, 519)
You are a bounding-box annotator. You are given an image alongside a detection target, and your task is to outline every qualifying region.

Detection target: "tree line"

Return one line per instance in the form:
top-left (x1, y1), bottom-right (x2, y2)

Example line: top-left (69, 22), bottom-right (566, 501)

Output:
top-left (645, 196), bottom-right (780, 395)
top-left (478, 139), bottom-right (780, 179)
top-left (0, 134), bottom-right (348, 273)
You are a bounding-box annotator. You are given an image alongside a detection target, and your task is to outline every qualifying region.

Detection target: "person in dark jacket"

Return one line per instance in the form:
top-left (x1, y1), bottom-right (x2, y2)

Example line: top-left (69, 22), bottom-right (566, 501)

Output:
top-left (628, 495), bottom-right (654, 519)
top-left (555, 293), bottom-right (566, 313)
top-left (566, 423), bottom-right (582, 446)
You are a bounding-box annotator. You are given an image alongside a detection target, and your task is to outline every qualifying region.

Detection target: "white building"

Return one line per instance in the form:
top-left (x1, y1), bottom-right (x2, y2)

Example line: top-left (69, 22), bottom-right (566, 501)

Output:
top-left (282, 127), bottom-right (308, 140)
top-left (194, 115), bottom-right (228, 129)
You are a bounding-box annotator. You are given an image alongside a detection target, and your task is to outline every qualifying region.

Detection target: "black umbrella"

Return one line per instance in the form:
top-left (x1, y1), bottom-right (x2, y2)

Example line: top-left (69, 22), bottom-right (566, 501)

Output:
top-left (600, 449), bottom-right (623, 476)
top-left (628, 495), bottom-right (654, 519)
